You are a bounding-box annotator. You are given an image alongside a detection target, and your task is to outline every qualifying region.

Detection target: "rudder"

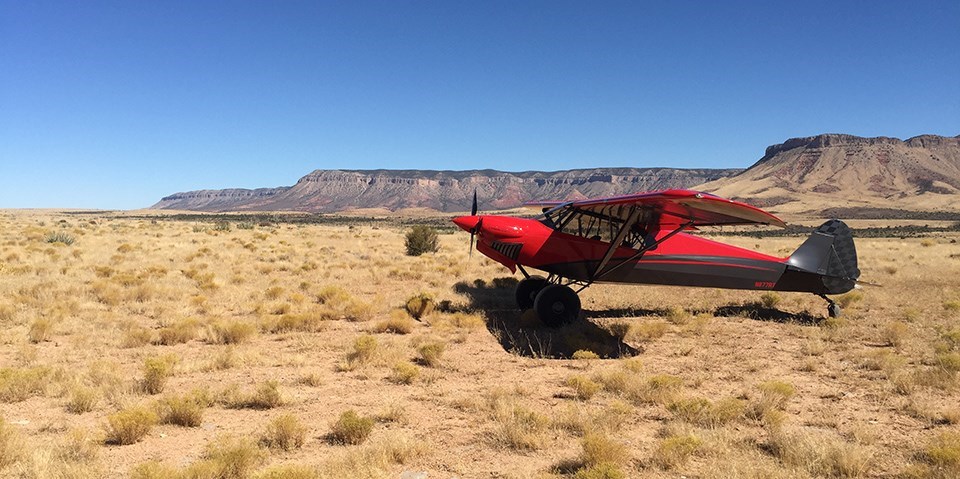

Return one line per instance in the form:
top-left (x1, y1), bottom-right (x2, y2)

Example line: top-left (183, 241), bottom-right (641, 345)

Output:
top-left (787, 219), bottom-right (860, 294)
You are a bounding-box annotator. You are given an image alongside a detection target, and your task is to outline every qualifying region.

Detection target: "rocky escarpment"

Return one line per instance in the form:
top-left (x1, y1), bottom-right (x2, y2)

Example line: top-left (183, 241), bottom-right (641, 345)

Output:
top-left (152, 167), bottom-right (741, 213)
top-left (698, 133), bottom-right (960, 213)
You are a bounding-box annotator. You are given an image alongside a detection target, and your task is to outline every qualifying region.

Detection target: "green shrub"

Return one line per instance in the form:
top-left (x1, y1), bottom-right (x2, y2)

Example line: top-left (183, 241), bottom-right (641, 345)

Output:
top-left (404, 226), bottom-right (438, 256)
top-left (330, 410), bottom-right (374, 445)
top-left (45, 231), bottom-right (75, 245)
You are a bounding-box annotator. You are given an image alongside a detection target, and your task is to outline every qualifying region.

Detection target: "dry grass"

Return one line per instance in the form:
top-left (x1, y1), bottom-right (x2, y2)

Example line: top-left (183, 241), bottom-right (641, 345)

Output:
top-left (0, 212), bottom-right (956, 478)
top-left (141, 354), bottom-right (178, 394)
top-left (329, 410), bottom-right (374, 445)
top-left (0, 418), bottom-right (24, 470)
top-left (416, 340), bottom-right (446, 367)
top-left (259, 414), bottom-right (307, 450)
top-left (372, 310), bottom-right (416, 334)
top-left (104, 405), bottom-right (158, 445)
top-left (652, 432), bottom-right (702, 469)
top-left (155, 393), bottom-right (206, 427)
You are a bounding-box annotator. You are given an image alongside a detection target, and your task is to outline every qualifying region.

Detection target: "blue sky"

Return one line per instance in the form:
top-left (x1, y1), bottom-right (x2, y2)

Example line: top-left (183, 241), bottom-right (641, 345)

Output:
top-left (2, 1), bottom-right (958, 209)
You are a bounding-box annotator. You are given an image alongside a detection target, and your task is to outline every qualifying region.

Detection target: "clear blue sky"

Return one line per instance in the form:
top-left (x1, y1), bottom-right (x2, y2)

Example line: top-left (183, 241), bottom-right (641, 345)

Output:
top-left (2, 1), bottom-right (958, 209)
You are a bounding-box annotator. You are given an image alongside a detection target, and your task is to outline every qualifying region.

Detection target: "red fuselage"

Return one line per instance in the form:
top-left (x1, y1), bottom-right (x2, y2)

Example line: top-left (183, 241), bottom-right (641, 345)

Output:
top-left (452, 215), bottom-right (816, 292)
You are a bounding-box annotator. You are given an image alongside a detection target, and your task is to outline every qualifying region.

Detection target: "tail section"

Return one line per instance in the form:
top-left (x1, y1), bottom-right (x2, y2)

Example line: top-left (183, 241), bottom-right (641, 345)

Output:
top-left (787, 219), bottom-right (860, 294)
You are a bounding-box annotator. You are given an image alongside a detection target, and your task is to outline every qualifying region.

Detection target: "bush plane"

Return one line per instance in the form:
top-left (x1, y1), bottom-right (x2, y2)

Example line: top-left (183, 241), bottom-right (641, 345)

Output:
top-left (452, 189), bottom-right (860, 327)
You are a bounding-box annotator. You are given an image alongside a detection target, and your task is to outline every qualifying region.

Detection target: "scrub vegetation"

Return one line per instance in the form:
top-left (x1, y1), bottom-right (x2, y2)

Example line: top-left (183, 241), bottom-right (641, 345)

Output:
top-left (0, 210), bottom-right (957, 478)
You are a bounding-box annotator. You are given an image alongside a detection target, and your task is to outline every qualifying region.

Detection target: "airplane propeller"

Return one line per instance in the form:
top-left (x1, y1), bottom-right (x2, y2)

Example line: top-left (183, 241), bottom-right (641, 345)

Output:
top-left (469, 190), bottom-right (480, 257)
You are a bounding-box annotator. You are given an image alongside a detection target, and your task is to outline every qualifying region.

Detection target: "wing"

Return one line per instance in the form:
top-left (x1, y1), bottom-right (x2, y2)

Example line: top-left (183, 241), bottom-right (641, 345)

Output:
top-left (542, 189), bottom-right (786, 229)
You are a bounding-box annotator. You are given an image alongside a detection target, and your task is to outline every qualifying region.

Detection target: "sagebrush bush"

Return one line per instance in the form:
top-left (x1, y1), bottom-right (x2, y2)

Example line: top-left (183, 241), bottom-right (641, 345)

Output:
top-left (404, 226), bottom-right (438, 256)
top-left (104, 406), bottom-right (158, 445)
top-left (259, 414), bottom-right (307, 451)
top-left (330, 410), bottom-right (374, 445)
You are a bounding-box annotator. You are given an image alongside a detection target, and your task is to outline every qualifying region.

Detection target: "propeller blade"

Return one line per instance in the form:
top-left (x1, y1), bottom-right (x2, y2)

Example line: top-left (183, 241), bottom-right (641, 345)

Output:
top-left (469, 232), bottom-right (475, 257)
top-left (471, 190), bottom-right (478, 216)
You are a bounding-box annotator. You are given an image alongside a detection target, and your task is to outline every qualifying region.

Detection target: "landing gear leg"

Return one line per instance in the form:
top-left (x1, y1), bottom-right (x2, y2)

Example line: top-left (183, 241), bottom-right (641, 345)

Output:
top-left (819, 294), bottom-right (841, 318)
top-left (534, 284), bottom-right (581, 327)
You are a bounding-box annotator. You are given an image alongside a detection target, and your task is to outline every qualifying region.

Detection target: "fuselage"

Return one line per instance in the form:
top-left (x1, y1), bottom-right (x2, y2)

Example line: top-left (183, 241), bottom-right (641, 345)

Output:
top-left (452, 214), bottom-right (822, 293)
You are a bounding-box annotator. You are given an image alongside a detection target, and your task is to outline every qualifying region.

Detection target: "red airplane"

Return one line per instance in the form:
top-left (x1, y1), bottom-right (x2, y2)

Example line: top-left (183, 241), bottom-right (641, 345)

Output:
top-left (452, 189), bottom-right (860, 327)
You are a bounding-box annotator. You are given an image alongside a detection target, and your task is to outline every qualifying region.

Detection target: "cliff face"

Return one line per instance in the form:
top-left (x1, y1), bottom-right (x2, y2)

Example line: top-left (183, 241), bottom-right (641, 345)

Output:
top-left (153, 168), bottom-right (740, 212)
top-left (697, 134), bottom-right (960, 213)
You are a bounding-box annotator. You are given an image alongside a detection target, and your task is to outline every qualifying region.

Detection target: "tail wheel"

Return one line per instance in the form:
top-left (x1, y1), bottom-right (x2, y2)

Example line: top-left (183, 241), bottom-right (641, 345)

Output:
top-left (534, 284), bottom-right (581, 327)
top-left (828, 303), bottom-right (842, 318)
top-left (515, 276), bottom-right (548, 310)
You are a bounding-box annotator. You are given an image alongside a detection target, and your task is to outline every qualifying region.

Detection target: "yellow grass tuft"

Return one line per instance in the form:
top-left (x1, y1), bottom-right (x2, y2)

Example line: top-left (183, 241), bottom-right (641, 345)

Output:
top-left (330, 410), bottom-right (374, 445)
top-left (667, 396), bottom-right (745, 428)
top-left (141, 354), bottom-right (178, 395)
top-left (207, 318), bottom-right (256, 344)
top-left (104, 405), bottom-right (158, 445)
top-left (625, 319), bottom-right (668, 342)
top-left (27, 317), bottom-right (54, 343)
top-left (0, 366), bottom-right (50, 403)
top-left (373, 310), bottom-right (415, 334)
top-left (565, 375), bottom-right (601, 400)
top-left (652, 433), bottom-right (702, 469)
top-left (404, 293), bottom-right (435, 319)
top-left (388, 361), bottom-right (420, 384)
top-left (65, 385), bottom-right (99, 414)
top-left (416, 340), bottom-right (446, 367)
top-left (580, 431), bottom-right (630, 468)
top-left (156, 317), bottom-right (202, 345)
top-left (0, 418), bottom-right (24, 469)
top-left (155, 394), bottom-right (205, 427)
top-left (260, 414), bottom-right (307, 451)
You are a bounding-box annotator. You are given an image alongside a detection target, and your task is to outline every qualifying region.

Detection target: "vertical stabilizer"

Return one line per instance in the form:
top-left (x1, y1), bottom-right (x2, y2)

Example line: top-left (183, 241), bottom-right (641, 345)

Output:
top-left (787, 219), bottom-right (859, 294)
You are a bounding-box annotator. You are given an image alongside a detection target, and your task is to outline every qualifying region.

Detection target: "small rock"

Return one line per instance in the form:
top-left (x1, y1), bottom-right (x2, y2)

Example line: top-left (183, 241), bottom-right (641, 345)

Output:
top-left (400, 472), bottom-right (428, 479)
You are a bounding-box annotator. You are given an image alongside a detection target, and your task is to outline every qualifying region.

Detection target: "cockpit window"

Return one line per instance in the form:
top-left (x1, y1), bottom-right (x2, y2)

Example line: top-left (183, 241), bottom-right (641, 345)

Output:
top-left (539, 206), bottom-right (658, 250)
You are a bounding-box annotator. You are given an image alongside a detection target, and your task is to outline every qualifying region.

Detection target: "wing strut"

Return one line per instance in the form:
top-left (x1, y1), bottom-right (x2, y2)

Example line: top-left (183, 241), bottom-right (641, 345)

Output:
top-left (592, 220), bottom-right (693, 282)
top-left (589, 207), bottom-right (641, 282)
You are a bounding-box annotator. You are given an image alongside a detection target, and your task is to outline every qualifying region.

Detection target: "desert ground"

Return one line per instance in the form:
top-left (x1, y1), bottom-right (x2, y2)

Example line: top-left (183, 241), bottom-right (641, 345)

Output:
top-left (0, 210), bottom-right (958, 479)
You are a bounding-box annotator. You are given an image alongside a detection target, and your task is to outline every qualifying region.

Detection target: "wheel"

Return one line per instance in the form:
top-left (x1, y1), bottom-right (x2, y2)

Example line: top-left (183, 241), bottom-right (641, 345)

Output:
top-left (828, 303), bottom-right (842, 318)
top-left (515, 276), bottom-right (548, 310)
top-left (534, 284), bottom-right (581, 327)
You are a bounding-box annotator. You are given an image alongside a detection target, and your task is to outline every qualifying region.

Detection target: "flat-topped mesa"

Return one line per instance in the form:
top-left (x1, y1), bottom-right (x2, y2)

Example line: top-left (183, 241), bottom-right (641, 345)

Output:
top-left (759, 133), bottom-right (960, 165)
top-left (151, 167), bottom-right (741, 213)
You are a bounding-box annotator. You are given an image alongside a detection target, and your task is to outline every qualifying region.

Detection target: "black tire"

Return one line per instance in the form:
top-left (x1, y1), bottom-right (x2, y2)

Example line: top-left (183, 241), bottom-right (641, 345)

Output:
top-left (515, 276), bottom-right (548, 310)
top-left (828, 303), bottom-right (842, 319)
top-left (534, 284), bottom-right (581, 327)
